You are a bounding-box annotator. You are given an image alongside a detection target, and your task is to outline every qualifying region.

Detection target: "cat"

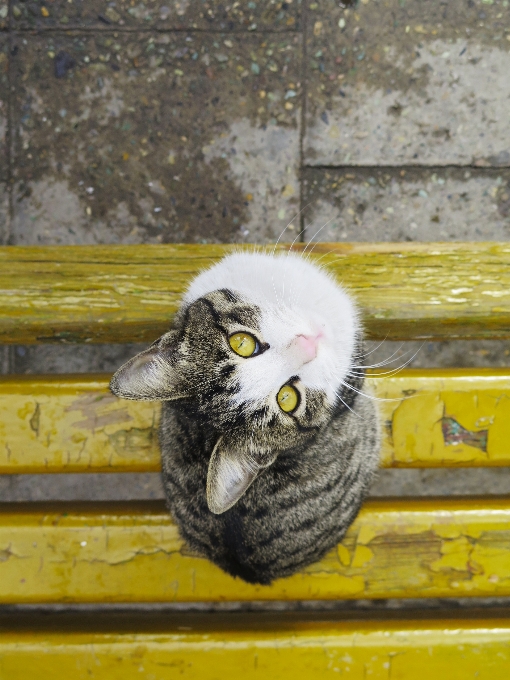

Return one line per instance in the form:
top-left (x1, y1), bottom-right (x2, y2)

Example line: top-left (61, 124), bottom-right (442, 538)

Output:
top-left (110, 251), bottom-right (380, 585)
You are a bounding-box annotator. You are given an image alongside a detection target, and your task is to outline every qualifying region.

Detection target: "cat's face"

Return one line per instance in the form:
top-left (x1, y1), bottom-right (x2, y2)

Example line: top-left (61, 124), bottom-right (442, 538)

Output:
top-left (110, 253), bottom-right (360, 514)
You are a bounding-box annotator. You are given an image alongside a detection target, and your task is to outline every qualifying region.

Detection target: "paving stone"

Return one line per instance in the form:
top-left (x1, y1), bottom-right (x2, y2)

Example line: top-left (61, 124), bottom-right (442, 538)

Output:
top-left (0, 2), bottom-right (7, 30)
top-left (371, 468), bottom-right (510, 497)
top-left (10, 31), bottom-right (301, 245)
top-left (10, 0), bottom-right (300, 31)
top-left (368, 339), bottom-right (510, 371)
top-left (11, 343), bottom-right (148, 374)
top-left (305, 0), bottom-right (510, 166)
top-left (0, 473), bottom-right (165, 501)
top-left (0, 183), bottom-right (9, 243)
top-left (303, 167), bottom-right (510, 241)
top-left (2, 467), bottom-right (510, 502)
top-left (0, 35), bottom-right (8, 181)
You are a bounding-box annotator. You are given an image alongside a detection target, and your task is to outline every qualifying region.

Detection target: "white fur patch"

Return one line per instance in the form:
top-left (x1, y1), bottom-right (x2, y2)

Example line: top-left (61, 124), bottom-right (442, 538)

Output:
top-left (184, 252), bottom-right (360, 407)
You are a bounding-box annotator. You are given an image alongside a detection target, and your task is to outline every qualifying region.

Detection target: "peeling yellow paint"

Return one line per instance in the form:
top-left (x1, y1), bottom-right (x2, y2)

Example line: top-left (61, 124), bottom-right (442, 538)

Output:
top-left (0, 377), bottom-right (160, 473)
top-left (0, 498), bottom-right (509, 603)
top-left (4, 369), bottom-right (510, 473)
top-left (350, 545), bottom-right (374, 569)
top-left (3, 243), bottom-right (510, 344)
top-left (337, 544), bottom-right (351, 566)
top-left (429, 537), bottom-right (472, 573)
top-left (356, 525), bottom-right (379, 546)
top-left (374, 368), bottom-right (510, 468)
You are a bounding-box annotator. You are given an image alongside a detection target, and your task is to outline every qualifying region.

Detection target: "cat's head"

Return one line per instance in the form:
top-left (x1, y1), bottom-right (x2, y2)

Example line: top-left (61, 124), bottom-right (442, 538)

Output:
top-left (110, 252), bottom-right (361, 514)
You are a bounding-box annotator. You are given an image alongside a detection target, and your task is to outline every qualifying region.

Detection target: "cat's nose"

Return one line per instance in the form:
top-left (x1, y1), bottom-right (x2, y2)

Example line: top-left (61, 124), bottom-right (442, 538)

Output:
top-left (293, 334), bottom-right (321, 364)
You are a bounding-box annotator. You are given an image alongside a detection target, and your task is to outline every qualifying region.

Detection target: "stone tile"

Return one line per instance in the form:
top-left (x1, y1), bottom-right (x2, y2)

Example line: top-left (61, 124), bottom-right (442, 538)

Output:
top-left (10, 32), bottom-right (301, 244)
top-left (0, 473), bottom-right (165, 501)
top-left (368, 339), bottom-right (510, 371)
top-left (303, 167), bottom-right (510, 241)
top-left (370, 468), bottom-right (510, 497)
top-left (2, 467), bottom-right (510, 502)
top-left (0, 346), bottom-right (9, 375)
top-left (0, 35), bottom-right (8, 181)
top-left (11, 343), bottom-right (147, 374)
top-left (11, 0), bottom-right (300, 31)
top-left (0, 182), bottom-right (9, 243)
top-left (0, 3), bottom-right (6, 29)
top-left (305, 0), bottom-right (510, 166)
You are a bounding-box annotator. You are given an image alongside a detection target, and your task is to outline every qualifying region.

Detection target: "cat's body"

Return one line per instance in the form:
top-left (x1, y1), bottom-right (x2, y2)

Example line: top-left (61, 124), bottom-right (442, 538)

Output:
top-left (110, 251), bottom-right (380, 584)
top-left (161, 391), bottom-right (378, 584)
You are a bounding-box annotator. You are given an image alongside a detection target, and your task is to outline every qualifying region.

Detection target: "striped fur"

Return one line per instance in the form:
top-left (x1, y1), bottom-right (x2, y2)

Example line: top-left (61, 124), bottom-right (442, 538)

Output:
top-left (161, 389), bottom-right (379, 584)
top-left (111, 253), bottom-right (380, 584)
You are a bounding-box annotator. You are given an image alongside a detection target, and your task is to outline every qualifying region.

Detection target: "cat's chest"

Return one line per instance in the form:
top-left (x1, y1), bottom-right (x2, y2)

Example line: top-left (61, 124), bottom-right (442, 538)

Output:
top-left (161, 402), bottom-right (352, 498)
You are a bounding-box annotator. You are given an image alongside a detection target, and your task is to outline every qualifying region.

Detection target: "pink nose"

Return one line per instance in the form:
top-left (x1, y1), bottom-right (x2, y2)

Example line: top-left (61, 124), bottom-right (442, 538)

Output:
top-left (294, 334), bottom-right (320, 363)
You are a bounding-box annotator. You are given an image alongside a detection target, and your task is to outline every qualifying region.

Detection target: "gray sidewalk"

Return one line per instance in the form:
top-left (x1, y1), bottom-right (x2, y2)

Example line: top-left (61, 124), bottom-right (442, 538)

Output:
top-left (1, 0), bottom-right (510, 502)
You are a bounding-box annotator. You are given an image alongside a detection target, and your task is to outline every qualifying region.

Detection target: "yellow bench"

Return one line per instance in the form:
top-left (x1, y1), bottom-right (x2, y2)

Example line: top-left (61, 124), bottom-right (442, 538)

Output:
top-left (1, 243), bottom-right (510, 677)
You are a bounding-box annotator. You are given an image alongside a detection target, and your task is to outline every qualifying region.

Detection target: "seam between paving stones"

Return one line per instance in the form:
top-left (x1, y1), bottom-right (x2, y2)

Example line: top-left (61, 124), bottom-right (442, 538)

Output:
top-left (298, 0), bottom-right (308, 243)
top-left (9, 27), bottom-right (302, 34)
top-left (4, 4), bottom-right (12, 245)
top-left (305, 164), bottom-right (510, 171)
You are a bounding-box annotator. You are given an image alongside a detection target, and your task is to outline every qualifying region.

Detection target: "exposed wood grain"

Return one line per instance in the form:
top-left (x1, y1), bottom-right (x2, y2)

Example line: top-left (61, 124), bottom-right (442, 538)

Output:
top-left (2, 243), bottom-right (510, 343)
top-left (1, 611), bottom-right (510, 679)
top-left (2, 369), bottom-right (510, 473)
top-left (1, 498), bottom-right (510, 603)
top-left (0, 374), bottom-right (161, 473)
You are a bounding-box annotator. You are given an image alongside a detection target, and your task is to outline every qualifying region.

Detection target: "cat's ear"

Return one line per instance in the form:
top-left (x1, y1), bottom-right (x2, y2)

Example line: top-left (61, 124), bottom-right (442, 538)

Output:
top-left (207, 438), bottom-right (275, 514)
top-left (110, 333), bottom-right (187, 401)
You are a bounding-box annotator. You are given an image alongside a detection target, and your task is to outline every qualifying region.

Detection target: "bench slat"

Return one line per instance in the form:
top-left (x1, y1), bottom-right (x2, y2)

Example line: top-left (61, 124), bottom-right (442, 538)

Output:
top-left (2, 243), bottom-right (510, 343)
top-left (2, 369), bottom-right (510, 472)
top-left (1, 611), bottom-right (509, 679)
top-left (1, 498), bottom-right (509, 603)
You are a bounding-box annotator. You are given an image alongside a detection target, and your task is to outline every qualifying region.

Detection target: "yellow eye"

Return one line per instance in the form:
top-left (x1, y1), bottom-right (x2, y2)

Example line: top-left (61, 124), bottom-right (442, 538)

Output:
top-left (229, 332), bottom-right (257, 357)
top-left (277, 384), bottom-right (299, 413)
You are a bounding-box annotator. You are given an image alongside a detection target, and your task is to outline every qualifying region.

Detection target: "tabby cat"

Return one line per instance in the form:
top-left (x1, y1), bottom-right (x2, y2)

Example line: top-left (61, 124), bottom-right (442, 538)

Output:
top-left (110, 251), bottom-right (380, 584)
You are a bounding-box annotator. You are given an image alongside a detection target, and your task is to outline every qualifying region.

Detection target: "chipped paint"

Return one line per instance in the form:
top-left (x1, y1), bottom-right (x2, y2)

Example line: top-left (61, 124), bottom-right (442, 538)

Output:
top-left (374, 368), bottom-right (510, 467)
top-left (441, 417), bottom-right (487, 451)
top-left (0, 376), bottom-right (160, 473)
top-left (5, 243), bottom-right (510, 343)
top-left (4, 368), bottom-right (510, 473)
top-left (1, 499), bottom-right (510, 603)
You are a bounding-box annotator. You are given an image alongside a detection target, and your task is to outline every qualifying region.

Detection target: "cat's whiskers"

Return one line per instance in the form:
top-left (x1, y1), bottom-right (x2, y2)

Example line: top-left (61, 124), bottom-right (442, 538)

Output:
top-left (348, 364), bottom-right (411, 379)
top-left (351, 344), bottom-right (414, 369)
top-left (271, 204), bottom-right (310, 257)
top-left (354, 336), bottom-right (390, 361)
top-left (280, 223), bottom-right (311, 308)
top-left (284, 217), bottom-right (335, 308)
top-left (269, 207), bottom-right (308, 307)
top-left (300, 218), bottom-right (335, 260)
top-left (348, 348), bottom-right (423, 381)
top-left (325, 378), bottom-right (364, 419)
top-left (279, 210), bottom-right (321, 302)
top-left (303, 249), bottom-right (336, 268)
top-left (348, 345), bottom-right (421, 376)
top-left (337, 378), bottom-right (403, 404)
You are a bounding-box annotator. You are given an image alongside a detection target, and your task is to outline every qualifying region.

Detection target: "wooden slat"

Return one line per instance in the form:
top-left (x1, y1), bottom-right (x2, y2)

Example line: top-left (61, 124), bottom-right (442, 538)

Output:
top-left (1, 498), bottom-right (510, 603)
top-left (376, 368), bottom-right (510, 467)
top-left (3, 369), bottom-right (510, 473)
top-left (2, 243), bottom-right (510, 343)
top-left (1, 611), bottom-right (510, 679)
top-left (0, 374), bottom-right (160, 473)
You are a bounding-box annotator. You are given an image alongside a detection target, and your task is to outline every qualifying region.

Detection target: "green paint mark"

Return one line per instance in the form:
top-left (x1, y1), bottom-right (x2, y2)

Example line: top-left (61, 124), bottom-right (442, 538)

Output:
top-left (441, 417), bottom-right (488, 452)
